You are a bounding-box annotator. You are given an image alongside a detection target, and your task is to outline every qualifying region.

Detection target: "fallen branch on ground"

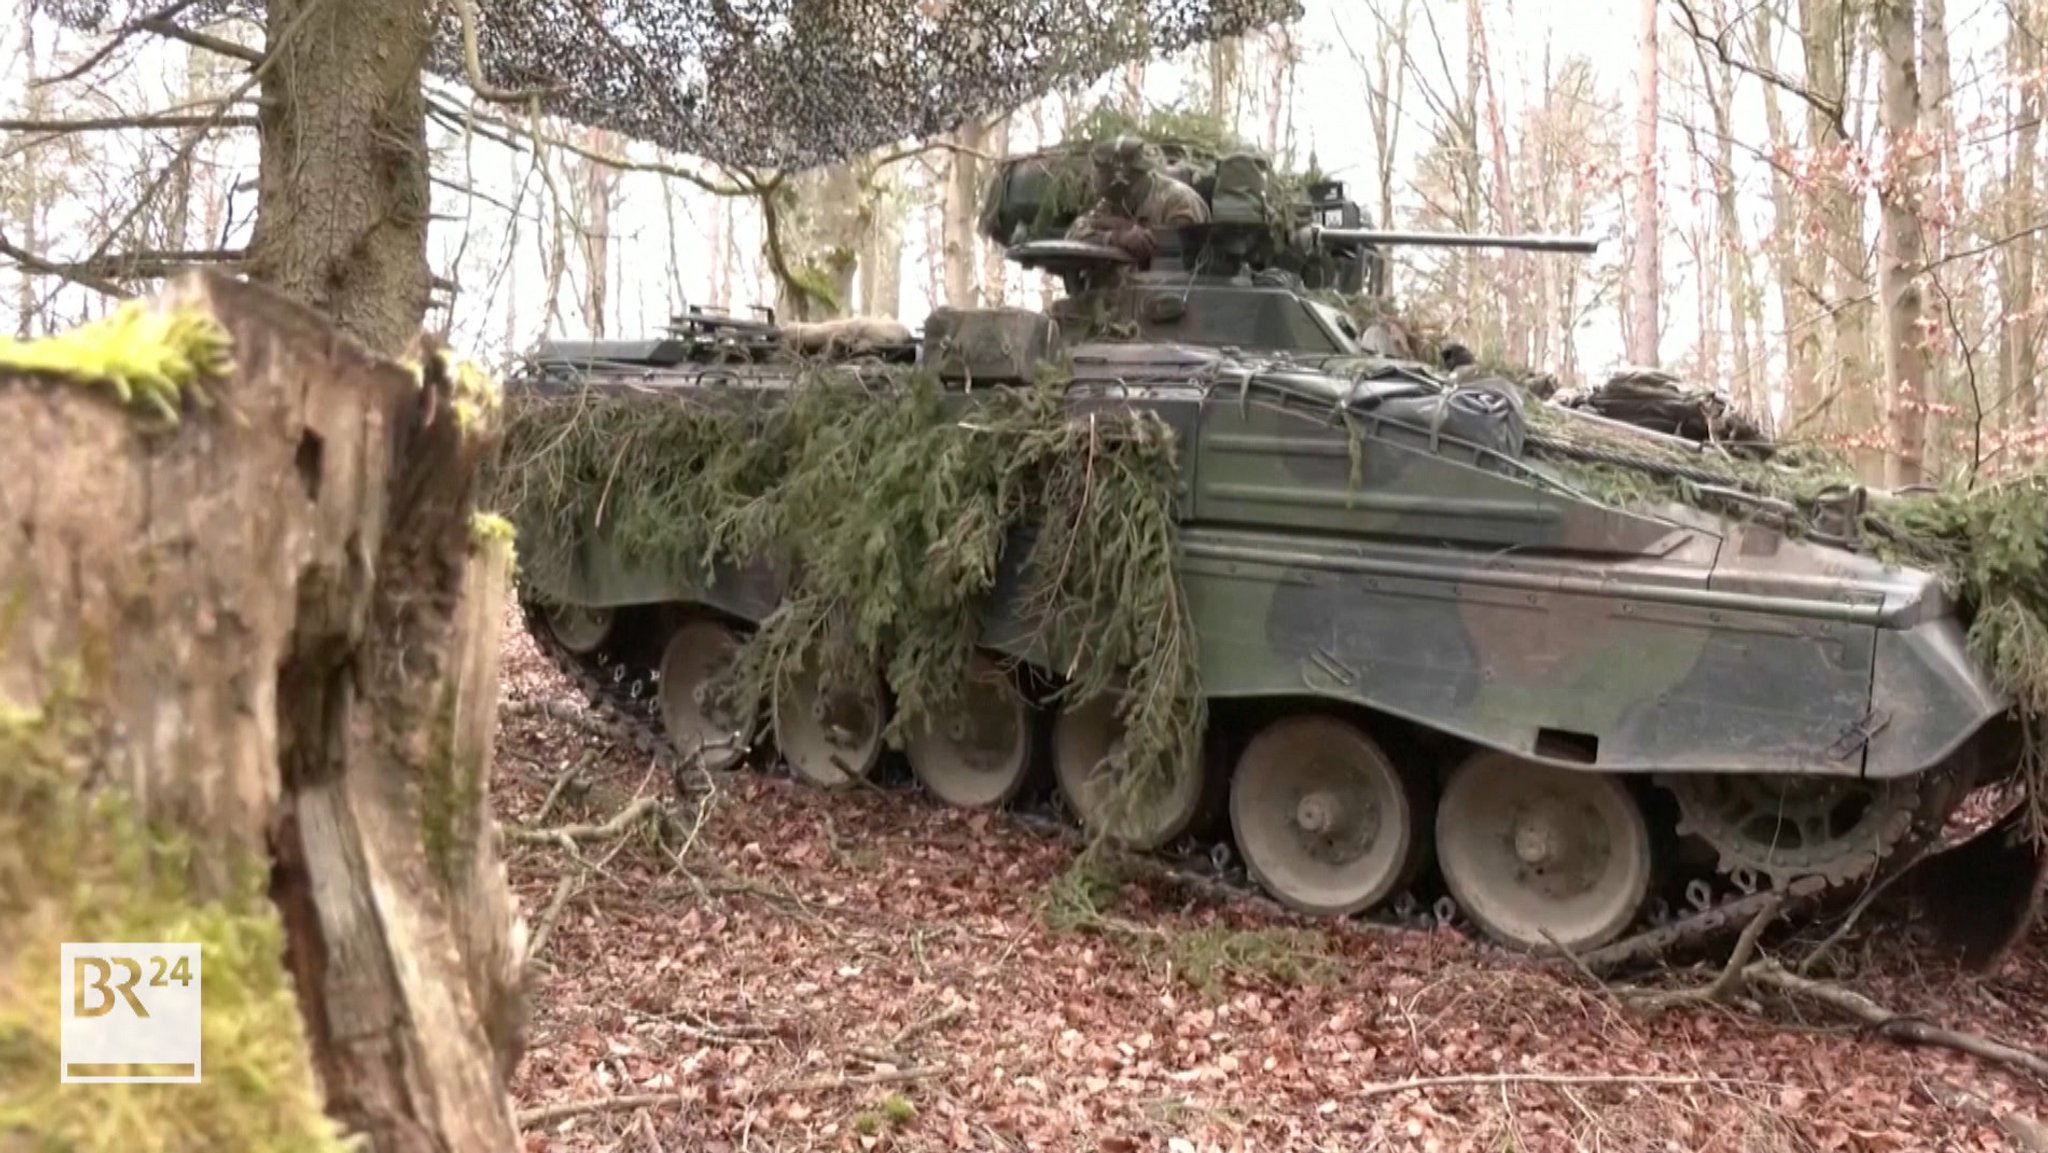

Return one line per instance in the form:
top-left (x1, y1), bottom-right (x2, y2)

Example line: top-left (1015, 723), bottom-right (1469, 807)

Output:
top-left (516, 1065), bottom-right (944, 1127)
top-left (1587, 901), bottom-right (2048, 1084)
top-left (1746, 960), bottom-right (2048, 1079)
top-left (1353, 1072), bottom-right (1769, 1098)
top-left (1920, 1078), bottom-right (2048, 1152)
top-left (524, 871), bottom-right (583, 962)
top-left (508, 694), bottom-right (647, 748)
top-left (509, 795), bottom-right (665, 848)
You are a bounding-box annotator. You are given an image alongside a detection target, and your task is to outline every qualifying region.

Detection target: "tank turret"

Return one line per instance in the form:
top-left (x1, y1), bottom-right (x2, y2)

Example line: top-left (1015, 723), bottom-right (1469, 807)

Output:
top-left (967, 136), bottom-right (1601, 366)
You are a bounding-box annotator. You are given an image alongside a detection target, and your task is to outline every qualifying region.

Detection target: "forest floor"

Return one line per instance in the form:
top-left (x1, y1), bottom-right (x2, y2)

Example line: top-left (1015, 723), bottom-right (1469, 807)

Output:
top-left (493, 610), bottom-right (2048, 1153)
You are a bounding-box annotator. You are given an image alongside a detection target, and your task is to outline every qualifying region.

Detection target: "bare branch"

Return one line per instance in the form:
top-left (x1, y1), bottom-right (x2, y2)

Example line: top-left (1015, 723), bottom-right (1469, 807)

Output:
top-left (0, 232), bottom-right (126, 298)
top-left (865, 136), bottom-right (993, 170)
top-left (517, 1067), bottom-right (945, 1128)
top-left (31, 0), bottom-right (205, 89)
top-left (454, 0), bottom-right (558, 104)
top-left (136, 16), bottom-right (264, 65)
top-left (425, 94), bottom-right (751, 197)
top-left (1354, 1072), bottom-right (1771, 1099)
top-left (0, 113), bottom-right (258, 134)
top-left (1669, 0), bottom-right (1847, 137)
top-left (1746, 960), bottom-right (2048, 1080)
top-left (33, 248), bottom-right (246, 280)
top-left (65, 0), bottom-right (336, 280)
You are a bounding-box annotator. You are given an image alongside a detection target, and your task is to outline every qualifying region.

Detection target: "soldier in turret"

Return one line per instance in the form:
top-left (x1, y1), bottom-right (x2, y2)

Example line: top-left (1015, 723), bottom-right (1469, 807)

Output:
top-left (1065, 135), bottom-right (1211, 264)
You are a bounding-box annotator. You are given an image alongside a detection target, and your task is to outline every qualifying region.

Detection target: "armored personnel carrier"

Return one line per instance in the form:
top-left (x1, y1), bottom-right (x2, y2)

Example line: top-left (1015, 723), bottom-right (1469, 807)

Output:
top-left (494, 135), bottom-right (2040, 967)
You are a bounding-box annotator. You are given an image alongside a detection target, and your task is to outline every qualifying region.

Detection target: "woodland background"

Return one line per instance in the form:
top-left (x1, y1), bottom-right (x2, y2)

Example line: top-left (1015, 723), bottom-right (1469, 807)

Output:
top-left (7, 1), bottom-right (2048, 1148)
top-left (8, 0), bottom-right (2044, 487)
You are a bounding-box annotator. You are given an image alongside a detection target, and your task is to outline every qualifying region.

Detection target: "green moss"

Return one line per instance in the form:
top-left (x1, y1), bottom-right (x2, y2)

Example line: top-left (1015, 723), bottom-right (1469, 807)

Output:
top-left (468, 512), bottom-right (517, 567)
top-left (785, 262), bottom-right (845, 316)
top-left (419, 681), bottom-right (474, 886)
top-left (1040, 859), bottom-right (1331, 997)
top-left (486, 363), bottom-right (1204, 846)
top-left (0, 679), bottom-right (348, 1152)
top-left (0, 299), bottom-right (233, 426)
top-left (449, 355), bottom-right (502, 431)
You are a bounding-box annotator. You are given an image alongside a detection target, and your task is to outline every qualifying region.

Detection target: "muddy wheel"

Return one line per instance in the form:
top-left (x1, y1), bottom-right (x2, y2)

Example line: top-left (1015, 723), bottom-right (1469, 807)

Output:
top-left (1052, 692), bottom-right (1203, 851)
top-left (1229, 715), bottom-right (1425, 916)
top-left (772, 661), bottom-right (888, 789)
top-left (657, 618), bottom-right (748, 771)
top-left (543, 602), bottom-right (614, 655)
top-left (1435, 750), bottom-right (1651, 953)
top-left (904, 653), bottom-right (1037, 808)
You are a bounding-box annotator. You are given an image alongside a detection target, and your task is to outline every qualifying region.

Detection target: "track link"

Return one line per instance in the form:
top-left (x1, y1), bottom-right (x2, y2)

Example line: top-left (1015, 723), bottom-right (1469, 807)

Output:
top-left (514, 595), bottom-right (1971, 974)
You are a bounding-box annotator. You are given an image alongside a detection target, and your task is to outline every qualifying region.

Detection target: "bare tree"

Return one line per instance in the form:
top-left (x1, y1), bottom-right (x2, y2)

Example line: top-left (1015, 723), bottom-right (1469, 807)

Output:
top-left (1627, 0), bottom-right (1662, 366)
top-left (1876, 0), bottom-right (1932, 486)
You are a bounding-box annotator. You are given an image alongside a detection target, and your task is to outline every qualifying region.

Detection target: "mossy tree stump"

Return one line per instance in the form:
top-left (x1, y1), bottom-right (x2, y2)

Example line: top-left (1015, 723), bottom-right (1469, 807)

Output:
top-left (0, 272), bottom-right (526, 1150)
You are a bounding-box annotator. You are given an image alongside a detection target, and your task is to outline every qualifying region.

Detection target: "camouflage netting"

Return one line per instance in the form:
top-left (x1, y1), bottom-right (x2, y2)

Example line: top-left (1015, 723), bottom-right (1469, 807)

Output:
top-left (35, 0), bottom-right (1303, 169)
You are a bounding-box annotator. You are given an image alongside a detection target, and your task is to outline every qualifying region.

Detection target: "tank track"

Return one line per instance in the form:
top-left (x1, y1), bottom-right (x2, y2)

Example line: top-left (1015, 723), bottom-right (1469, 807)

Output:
top-left (513, 597), bottom-right (1968, 974)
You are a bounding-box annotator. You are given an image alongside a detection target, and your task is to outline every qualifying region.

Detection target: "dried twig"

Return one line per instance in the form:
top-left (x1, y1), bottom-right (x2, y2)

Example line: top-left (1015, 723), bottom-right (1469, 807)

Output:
top-left (524, 871), bottom-right (582, 962)
top-left (532, 754), bottom-right (591, 824)
top-left (890, 1003), bottom-right (966, 1049)
top-left (1621, 897), bottom-right (1780, 1014)
top-left (1920, 1079), bottom-right (2048, 1152)
top-left (1745, 960), bottom-right (2048, 1080)
top-left (516, 1066), bottom-right (943, 1127)
top-left (1595, 896), bottom-right (2048, 1084)
top-left (1354, 1072), bottom-right (1766, 1098)
top-left (508, 795), bottom-right (664, 848)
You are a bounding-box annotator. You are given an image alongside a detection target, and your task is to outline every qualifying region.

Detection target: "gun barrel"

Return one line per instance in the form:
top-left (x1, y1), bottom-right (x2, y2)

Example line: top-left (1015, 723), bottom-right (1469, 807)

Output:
top-left (1306, 227), bottom-right (1604, 254)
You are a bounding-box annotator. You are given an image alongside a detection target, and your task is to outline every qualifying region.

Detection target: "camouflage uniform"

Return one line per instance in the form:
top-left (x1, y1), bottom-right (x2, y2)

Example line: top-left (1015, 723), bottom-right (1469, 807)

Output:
top-left (1066, 135), bottom-right (1211, 260)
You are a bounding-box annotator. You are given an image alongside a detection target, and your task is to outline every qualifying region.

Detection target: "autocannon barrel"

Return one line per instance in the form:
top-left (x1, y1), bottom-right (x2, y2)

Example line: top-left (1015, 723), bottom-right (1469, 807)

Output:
top-left (1298, 226), bottom-right (1605, 254)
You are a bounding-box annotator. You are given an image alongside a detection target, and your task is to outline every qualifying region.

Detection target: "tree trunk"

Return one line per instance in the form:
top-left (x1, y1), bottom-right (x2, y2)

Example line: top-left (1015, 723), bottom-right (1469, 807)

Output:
top-left (1919, 0), bottom-right (1956, 473)
top-left (1800, 0), bottom-right (1882, 477)
top-left (1208, 36), bottom-right (1240, 125)
top-left (943, 119), bottom-right (992, 307)
top-left (245, 0), bottom-right (432, 355)
top-left (1750, 5), bottom-right (1819, 423)
top-left (977, 117), bottom-right (1012, 306)
top-left (858, 165), bottom-right (905, 318)
top-left (1696, 0), bottom-right (1762, 417)
top-left (1363, 0), bottom-right (1412, 231)
top-left (2005, 1), bottom-right (2041, 426)
top-left (0, 272), bottom-right (526, 1149)
top-left (774, 161), bottom-right (868, 322)
top-left (576, 128), bottom-right (621, 338)
top-left (1627, 0), bottom-right (1662, 367)
top-left (1878, 0), bottom-right (1930, 487)
top-left (1471, 1), bottom-right (1524, 364)
top-left (13, 4), bottom-right (43, 336)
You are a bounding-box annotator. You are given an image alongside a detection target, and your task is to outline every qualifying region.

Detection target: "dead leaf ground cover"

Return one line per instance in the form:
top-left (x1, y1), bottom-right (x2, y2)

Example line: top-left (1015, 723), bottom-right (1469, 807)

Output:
top-left (493, 611), bottom-right (2048, 1152)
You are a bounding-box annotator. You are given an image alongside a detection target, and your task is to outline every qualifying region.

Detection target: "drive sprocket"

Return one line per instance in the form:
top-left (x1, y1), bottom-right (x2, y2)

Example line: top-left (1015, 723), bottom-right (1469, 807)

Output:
top-left (1656, 771), bottom-right (1923, 889)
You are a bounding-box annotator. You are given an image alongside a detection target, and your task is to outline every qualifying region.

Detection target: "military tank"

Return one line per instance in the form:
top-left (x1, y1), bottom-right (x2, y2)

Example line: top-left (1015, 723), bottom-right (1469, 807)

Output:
top-left (494, 136), bottom-right (2039, 968)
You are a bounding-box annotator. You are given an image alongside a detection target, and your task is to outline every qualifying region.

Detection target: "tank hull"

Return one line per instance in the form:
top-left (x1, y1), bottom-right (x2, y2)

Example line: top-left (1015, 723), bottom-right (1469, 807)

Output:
top-left (512, 357), bottom-right (2008, 786)
top-left (496, 318), bottom-right (2038, 963)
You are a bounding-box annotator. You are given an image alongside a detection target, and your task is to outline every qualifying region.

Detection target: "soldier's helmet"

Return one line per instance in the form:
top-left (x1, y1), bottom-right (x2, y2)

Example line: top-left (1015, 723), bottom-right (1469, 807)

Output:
top-left (1090, 134), bottom-right (1162, 176)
